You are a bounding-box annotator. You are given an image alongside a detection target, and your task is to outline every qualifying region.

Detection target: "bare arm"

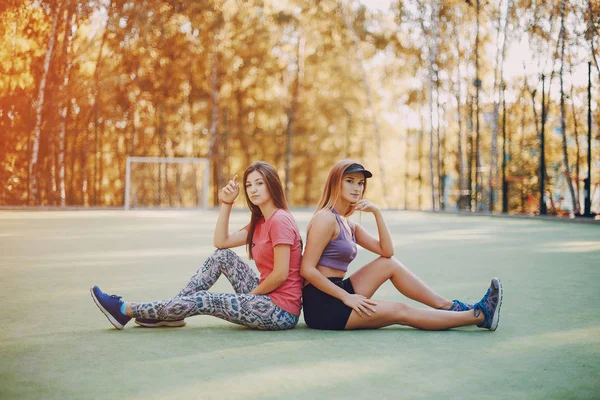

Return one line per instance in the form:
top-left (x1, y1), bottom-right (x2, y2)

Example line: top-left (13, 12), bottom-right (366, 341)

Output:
top-left (214, 175), bottom-right (248, 249)
top-left (250, 244), bottom-right (290, 295)
top-left (353, 200), bottom-right (394, 258)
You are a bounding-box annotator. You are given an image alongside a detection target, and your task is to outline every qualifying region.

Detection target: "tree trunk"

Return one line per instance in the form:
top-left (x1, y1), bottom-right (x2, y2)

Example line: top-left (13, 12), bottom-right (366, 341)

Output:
top-left (404, 129), bottom-right (410, 210)
top-left (208, 32), bottom-right (220, 206)
top-left (98, 118), bottom-right (105, 204)
top-left (89, 0), bottom-right (111, 206)
top-left (468, 94), bottom-right (474, 211)
top-left (129, 101), bottom-right (137, 157)
top-left (498, 0), bottom-right (512, 209)
top-left (58, 2), bottom-right (75, 207)
top-left (186, 60), bottom-right (194, 157)
top-left (128, 55), bottom-right (140, 158)
top-left (49, 137), bottom-right (57, 205)
top-left (588, 0), bottom-right (600, 78)
top-left (474, 0), bottom-right (482, 211)
top-left (418, 109), bottom-right (426, 210)
top-left (156, 101), bottom-right (165, 206)
top-left (519, 94), bottom-right (526, 213)
top-left (569, 63), bottom-right (581, 210)
top-left (525, 74), bottom-right (545, 214)
top-left (304, 158), bottom-right (313, 207)
top-left (423, 0), bottom-right (440, 211)
top-left (540, 74), bottom-right (548, 215)
top-left (68, 110), bottom-right (79, 203)
top-left (501, 82), bottom-right (509, 213)
top-left (285, 34), bottom-right (304, 202)
top-left (559, 0), bottom-right (578, 213)
top-left (29, 3), bottom-right (61, 205)
top-left (453, 23), bottom-right (465, 196)
top-left (489, 0), bottom-right (512, 212)
top-left (0, 18), bottom-right (19, 204)
top-left (81, 113), bottom-right (89, 206)
top-left (489, 4), bottom-right (502, 212)
top-left (526, 79), bottom-right (540, 140)
top-left (436, 75), bottom-right (444, 210)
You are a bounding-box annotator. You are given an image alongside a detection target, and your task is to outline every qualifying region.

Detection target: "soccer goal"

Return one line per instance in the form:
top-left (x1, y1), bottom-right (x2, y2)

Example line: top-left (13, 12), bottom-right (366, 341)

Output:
top-left (124, 157), bottom-right (210, 210)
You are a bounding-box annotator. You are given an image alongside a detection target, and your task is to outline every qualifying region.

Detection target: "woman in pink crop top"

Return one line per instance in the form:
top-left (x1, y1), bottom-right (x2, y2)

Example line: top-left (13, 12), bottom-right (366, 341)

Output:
top-left (301, 160), bottom-right (503, 331)
top-left (91, 161), bottom-right (303, 331)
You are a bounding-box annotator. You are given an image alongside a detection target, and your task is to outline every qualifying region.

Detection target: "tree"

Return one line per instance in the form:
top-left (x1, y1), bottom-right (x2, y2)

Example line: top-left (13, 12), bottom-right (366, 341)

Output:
top-left (558, 0), bottom-right (577, 213)
top-left (57, 0), bottom-right (76, 206)
top-left (489, 0), bottom-right (512, 212)
top-left (29, 2), bottom-right (62, 205)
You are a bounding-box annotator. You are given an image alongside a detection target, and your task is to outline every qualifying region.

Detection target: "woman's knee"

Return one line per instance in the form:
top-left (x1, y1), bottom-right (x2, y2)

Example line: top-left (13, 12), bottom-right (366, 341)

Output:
top-left (375, 256), bottom-right (404, 274)
top-left (208, 249), bottom-right (239, 272)
top-left (383, 256), bottom-right (408, 274)
top-left (212, 248), bottom-right (237, 261)
top-left (213, 248), bottom-right (234, 256)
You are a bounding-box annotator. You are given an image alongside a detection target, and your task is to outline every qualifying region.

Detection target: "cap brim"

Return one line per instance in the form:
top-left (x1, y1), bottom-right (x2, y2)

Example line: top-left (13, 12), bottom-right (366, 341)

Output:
top-left (344, 167), bottom-right (373, 178)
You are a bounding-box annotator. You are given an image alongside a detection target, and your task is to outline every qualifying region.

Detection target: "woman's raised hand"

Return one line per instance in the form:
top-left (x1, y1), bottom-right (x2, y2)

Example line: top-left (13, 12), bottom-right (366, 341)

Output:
top-left (221, 175), bottom-right (240, 203)
top-left (352, 199), bottom-right (379, 214)
top-left (343, 293), bottom-right (377, 317)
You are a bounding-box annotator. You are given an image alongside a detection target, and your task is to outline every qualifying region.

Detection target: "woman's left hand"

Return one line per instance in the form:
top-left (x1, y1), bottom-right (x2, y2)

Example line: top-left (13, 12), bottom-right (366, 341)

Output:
top-left (352, 199), bottom-right (379, 214)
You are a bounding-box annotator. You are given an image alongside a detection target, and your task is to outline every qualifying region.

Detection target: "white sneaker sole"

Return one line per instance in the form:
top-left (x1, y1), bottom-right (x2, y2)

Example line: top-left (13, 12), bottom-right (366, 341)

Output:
top-left (489, 278), bottom-right (503, 331)
top-left (90, 287), bottom-right (125, 330)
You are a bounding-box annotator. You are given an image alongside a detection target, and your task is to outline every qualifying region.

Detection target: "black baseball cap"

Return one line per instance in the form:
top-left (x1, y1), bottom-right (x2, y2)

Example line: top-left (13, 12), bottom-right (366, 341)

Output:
top-left (343, 163), bottom-right (373, 178)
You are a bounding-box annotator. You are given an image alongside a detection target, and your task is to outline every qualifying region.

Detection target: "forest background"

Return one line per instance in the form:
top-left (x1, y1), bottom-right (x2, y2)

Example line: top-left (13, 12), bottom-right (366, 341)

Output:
top-left (1, 0), bottom-right (599, 215)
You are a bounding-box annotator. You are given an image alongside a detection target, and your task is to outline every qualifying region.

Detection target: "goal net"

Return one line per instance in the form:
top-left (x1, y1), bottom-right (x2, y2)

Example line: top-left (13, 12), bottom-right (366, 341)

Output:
top-left (124, 157), bottom-right (209, 209)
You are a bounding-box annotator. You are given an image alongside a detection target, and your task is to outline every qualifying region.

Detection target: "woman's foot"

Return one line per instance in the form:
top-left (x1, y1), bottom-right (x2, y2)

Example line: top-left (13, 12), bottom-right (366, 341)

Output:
top-left (473, 278), bottom-right (503, 331)
top-left (90, 286), bottom-right (131, 330)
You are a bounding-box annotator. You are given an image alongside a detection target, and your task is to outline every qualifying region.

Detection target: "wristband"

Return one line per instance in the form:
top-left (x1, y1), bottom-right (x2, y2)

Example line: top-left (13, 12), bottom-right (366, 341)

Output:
top-left (221, 200), bottom-right (234, 205)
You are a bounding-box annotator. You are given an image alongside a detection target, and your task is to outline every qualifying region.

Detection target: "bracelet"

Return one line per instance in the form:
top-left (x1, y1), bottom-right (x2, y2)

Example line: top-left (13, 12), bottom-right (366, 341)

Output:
top-left (221, 200), bottom-right (234, 205)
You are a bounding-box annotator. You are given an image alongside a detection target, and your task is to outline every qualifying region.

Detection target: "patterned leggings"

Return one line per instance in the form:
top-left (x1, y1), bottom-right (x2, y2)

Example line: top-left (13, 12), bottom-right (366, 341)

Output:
top-left (130, 249), bottom-right (299, 330)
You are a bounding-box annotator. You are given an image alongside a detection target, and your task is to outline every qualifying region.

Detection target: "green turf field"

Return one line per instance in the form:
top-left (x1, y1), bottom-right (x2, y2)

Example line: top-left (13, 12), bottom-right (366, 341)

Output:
top-left (1, 210), bottom-right (598, 399)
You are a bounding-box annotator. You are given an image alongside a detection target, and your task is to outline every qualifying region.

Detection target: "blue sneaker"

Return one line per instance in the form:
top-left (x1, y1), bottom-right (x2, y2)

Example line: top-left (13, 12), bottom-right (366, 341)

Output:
top-left (90, 286), bottom-right (131, 330)
top-left (135, 318), bottom-right (186, 328)
top-left (473, 278), bottom-right (503, 331)
top-left (443, 300), bottom-right (473, 312)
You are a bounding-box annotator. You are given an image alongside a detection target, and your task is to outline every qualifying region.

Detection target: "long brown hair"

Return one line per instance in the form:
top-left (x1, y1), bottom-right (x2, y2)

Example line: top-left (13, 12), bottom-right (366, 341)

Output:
top-left (243, 161), bottom-right (289, 259)
top-left (315, 159), bottom-right (368, 217)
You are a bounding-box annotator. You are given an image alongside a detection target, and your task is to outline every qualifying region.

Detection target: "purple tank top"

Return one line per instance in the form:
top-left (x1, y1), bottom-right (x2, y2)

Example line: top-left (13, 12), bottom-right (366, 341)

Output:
top-left (317, 209), bottom-right (357, 272)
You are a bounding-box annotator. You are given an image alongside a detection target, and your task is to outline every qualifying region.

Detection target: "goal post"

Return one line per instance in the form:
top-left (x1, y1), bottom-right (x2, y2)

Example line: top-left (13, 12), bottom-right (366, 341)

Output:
top-left (124, 157), bottom-right (210, 210)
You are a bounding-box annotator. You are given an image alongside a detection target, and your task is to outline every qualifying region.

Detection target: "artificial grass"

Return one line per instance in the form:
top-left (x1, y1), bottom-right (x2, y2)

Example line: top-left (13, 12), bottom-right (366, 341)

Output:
top-left (0, 210), bottom-right (598, 399)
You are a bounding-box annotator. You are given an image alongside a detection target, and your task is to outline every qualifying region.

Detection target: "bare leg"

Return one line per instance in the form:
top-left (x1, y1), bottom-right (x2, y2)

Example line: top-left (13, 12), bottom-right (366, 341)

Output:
top-left (345, 301), bottom-right (483, 330)
top-left (349, 257), bottom-right (453, 309)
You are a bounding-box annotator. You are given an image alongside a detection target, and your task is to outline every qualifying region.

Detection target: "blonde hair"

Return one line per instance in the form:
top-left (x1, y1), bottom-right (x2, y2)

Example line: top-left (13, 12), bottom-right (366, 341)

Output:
top-left (315, 159), bottom-right (368, 217)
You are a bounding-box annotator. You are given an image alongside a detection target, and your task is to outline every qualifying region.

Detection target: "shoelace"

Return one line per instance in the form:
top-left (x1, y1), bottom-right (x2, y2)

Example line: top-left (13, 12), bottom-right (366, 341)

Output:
top-left (473, 289), bottom-right (491, 322)
top-left (453, 300), bottom-right (471, 311)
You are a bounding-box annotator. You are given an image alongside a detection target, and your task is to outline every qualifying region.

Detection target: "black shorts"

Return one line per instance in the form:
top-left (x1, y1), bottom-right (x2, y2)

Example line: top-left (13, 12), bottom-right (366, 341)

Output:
top-left (302, 277), bottom-right (355, 330)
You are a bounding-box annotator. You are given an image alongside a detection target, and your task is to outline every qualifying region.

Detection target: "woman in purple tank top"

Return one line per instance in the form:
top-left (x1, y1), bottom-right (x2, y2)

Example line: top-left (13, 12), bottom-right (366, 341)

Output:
top-left (300, 160), bottom-right (503, 331)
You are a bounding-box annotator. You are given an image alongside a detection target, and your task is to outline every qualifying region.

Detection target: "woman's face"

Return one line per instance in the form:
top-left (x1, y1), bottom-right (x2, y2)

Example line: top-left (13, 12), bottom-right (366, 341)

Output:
top-left (245, 171), bottom-right (272, 207)
top-left (341, 172), bottom-right (365, 204)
